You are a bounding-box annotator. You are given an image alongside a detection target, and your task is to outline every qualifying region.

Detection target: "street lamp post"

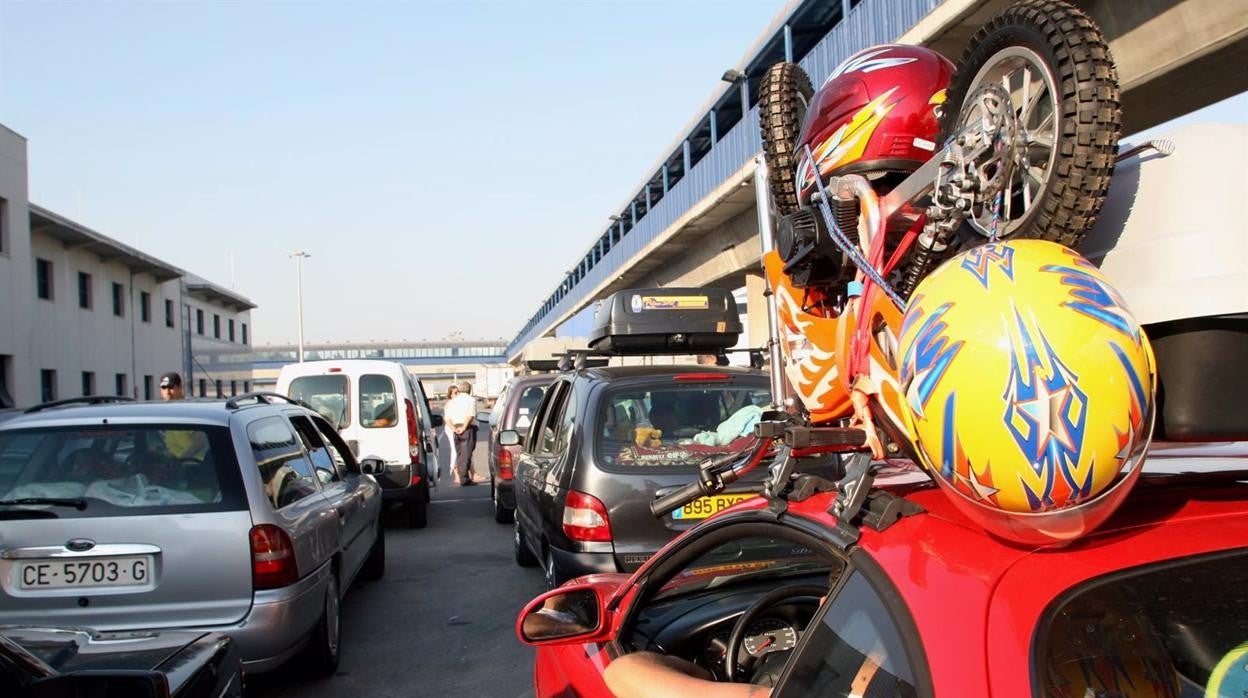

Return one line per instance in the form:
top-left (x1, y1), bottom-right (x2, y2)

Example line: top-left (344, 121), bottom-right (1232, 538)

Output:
top-left (290, 251), bottom-right (311, 362)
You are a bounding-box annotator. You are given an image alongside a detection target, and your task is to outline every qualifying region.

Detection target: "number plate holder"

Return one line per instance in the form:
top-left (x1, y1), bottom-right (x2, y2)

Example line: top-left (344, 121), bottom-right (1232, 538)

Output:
top-left (671, 494), bottom-right (753, 520)
top-left (18, 555), bottom-right (154, 590)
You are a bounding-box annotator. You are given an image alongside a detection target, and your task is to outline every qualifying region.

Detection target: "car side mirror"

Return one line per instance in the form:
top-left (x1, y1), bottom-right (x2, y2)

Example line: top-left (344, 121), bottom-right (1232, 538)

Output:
top-left (476, 410), bottom-right (492, 424)
top-left (359, 455), bottom-right (385, 475)
top-left (430, 414), bottom-right (444, 428)
top-left (517, 586), bottom-right (611, 646)
top-left (499, 430), bottom-right (521, 447)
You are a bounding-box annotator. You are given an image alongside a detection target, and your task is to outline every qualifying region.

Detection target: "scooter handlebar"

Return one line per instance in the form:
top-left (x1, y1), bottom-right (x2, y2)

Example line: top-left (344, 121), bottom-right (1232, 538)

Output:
top-left (650, 479), bottom-right (708, 518)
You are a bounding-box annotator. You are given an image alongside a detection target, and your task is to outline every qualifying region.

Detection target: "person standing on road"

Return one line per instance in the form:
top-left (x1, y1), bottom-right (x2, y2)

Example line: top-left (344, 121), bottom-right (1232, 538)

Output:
top-left (444, 381), bottom-right (479, 485)
top-left (159, 372), bottom-right (186, 401)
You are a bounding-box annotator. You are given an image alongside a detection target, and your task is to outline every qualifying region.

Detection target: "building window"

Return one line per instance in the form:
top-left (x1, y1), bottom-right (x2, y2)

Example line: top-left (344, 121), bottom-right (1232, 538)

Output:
top-left (78, 272), bottom-right (92, 309)
top-left (143, 375), bottom-right (154, 400)
top-left (241, 323), bottom-right (249, 345)
top-left (112, 282), bottom-right (125, 317)
top-left (198, 378), bottom-right (207, 397)
top-left (81, 371), bottom-right (95, 396)
top-left (215, 380), bottom-right (223, 398)
top-left (228, 319), bottom-right (235, 342)
top-left (196, 309), bottom-right (204, 335)
top-left (243, 380), bottom-right (250, 393)
top-left (165, 299), bottom-right (175, 328)
top-left (140, 291), bottom-right (151, 323)
top-left (114, 373), bottom-right (127, 398)
top-left (0, 355), bottom-right (12, 408)
top-left (0, 196), bottom-right (7, 254)
top-left (229, 380), bottom-right (237, 396)
top-left (36, 258), bottom-right (52, 300)
top-left (41, 369), bottom-right (57, 403)
top-left (213, 314), bottom-right (221, 339)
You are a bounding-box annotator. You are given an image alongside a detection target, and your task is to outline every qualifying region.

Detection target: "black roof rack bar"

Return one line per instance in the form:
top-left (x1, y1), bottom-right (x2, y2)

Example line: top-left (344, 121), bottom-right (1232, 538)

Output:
top-left (24, 395), bottom-right (135, 414)
top-left (225, 391), bottom-right (311, 411)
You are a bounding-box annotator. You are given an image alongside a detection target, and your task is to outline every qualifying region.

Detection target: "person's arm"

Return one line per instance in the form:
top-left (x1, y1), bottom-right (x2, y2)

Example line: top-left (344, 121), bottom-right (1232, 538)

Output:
top-left (602, 651), bottom-right (769, 698)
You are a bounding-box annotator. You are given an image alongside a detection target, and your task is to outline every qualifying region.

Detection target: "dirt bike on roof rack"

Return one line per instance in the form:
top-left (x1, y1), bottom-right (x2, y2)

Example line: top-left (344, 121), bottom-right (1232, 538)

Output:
top-left (756, 0), bottom-right (1124, 449)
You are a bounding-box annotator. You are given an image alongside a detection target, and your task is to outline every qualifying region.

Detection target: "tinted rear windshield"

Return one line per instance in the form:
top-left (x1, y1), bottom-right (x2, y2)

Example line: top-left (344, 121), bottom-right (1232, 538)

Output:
top-left (359, 374), bottom-right (398, 429)
top-left (289, 374), bottom-right (351, 428)
top-left (596, 381), bottom-right (769, 469)
top-left (1036, 549), bottom-right (1248, 696)
top-left (0, 425), bottom-right (244, 518)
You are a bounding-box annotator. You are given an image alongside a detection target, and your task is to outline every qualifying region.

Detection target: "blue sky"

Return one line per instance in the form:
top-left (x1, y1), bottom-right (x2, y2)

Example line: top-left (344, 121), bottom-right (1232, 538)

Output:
top-left (0, 0), bottom-right (782, 345)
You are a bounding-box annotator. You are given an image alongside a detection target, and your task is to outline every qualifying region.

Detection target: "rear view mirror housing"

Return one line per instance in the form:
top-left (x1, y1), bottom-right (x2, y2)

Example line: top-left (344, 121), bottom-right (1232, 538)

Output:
top-left (430, 414), bottom-right (444, 428)
top-left (499, 430), bottom-right (521, 447)
top-left (516, 586), bottom-right (611, 646)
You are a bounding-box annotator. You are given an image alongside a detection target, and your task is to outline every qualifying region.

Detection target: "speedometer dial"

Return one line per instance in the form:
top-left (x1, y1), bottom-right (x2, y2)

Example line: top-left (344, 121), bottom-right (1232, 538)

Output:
top-left (742, 618), bottom-right (797, 657)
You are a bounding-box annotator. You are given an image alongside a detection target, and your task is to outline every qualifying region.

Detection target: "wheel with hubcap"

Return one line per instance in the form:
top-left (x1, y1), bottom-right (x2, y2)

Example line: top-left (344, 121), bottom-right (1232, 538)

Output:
top-left (302, 569), bottom-right (341, 678)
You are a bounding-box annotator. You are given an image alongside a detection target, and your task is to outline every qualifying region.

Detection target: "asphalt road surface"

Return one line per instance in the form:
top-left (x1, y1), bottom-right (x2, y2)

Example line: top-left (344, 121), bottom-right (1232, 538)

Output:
top-left (251, 434), bottom-right (548, 697)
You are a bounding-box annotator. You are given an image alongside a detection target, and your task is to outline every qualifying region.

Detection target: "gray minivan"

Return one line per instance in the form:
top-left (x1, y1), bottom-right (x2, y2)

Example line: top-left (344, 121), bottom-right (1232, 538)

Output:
top-left (511, 365), bottom-right (822, 589)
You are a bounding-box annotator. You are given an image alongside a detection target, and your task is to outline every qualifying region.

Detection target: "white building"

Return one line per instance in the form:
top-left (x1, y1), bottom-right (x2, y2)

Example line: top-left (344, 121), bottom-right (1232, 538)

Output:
top-left (0, 124), bottom-right (255, 408)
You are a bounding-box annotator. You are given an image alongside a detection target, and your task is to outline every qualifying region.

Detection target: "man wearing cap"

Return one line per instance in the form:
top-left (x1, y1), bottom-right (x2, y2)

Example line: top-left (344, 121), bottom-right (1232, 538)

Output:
top-left (159, 372), bottom-right (186, 401)
top-left (158, 372), bottom-right (205, 460)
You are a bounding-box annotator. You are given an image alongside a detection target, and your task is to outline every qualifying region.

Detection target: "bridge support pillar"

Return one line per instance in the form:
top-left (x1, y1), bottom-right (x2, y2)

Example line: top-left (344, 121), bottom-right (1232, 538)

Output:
top-left (745, 272), bottom-right (769, 352)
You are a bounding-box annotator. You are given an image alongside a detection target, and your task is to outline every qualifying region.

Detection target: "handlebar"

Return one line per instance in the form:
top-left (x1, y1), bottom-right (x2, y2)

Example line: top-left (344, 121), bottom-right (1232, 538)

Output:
top-left (649, 441), bottom-right (772, 518)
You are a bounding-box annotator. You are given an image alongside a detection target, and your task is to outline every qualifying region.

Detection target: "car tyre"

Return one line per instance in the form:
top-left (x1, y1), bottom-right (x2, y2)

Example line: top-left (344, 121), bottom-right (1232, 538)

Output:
top-left (302, 568), bottom-right (341, 678)
top-left (514, 519), bottom-right (538, 568)
top-left (406, 500), bottom-right (428, 529)
top-left (543, 547), bottom-right (565, 590)
top-left (492, 478), bottom-right (514, 524)
top-left (360, 520), bottom-right (385, 581)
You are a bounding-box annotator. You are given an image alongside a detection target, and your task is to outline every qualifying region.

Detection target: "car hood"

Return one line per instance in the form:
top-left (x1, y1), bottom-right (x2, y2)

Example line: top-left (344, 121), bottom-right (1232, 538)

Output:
top-left (1, 625), bottom-right (206, 674)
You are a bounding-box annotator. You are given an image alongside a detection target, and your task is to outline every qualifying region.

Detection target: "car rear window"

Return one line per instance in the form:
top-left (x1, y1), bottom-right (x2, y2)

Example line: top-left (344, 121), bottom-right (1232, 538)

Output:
top-left (596, 381), bottom-right (770, 469)
top-left (0, 425), bottom-right (244, 518)
top-left (512, 383), bottom-right (549, 434)
top-left (1035, 549), bottom-right (1248, 697)
top-left (359, 374), bottom-right (398, 429)
top-left (288, 374), bottom-right (350, 428)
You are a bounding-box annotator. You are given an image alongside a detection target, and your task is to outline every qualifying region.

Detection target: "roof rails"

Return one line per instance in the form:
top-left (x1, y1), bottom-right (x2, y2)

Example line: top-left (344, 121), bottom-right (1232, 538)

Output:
top-left (225, 392), bottom-right (312, 411)
top-left (24, 395), bottom-right (135, 414)
top-left (555, 350), bottom-right (612, 372)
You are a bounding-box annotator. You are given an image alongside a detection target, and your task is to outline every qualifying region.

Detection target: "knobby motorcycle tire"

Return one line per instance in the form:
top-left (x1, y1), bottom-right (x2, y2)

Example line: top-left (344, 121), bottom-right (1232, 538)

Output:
top-left (760, 62), bottom-right (814, 217)
top-left (940, 0), bottom-right (1122, 249)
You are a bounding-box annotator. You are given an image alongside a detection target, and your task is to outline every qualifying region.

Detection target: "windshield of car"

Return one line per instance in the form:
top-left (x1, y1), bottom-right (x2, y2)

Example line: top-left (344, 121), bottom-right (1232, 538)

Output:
top-left (654, 536), bottom-right (838, 601)
top-left (358, 374), bottom-right (398, 429)
top-left (288, 374), bottom-right (350, 428)
top-left (596, 381), bottom-right (770, 469)
top-left (1035, 549), bottom-right (1248, 696)
top-left (0, 425), bottom-right (242, 518)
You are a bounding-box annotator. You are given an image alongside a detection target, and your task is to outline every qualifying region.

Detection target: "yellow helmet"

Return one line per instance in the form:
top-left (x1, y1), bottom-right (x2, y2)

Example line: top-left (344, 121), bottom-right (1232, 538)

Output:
top-left (898, 240), bottom-right (1156, 544)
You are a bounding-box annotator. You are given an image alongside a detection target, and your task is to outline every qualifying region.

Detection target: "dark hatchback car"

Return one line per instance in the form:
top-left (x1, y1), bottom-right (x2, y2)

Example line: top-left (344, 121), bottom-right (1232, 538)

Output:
top-left (1, 625), bottom-right (244, 697)
top-left (485, 375), bottom-right (554, 523)
top-left (511, 365), bottom-right (827, 589)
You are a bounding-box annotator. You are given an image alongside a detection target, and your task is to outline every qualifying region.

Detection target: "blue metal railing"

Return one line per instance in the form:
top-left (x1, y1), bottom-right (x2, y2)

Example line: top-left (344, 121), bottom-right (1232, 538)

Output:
top-left (507, 0), bottom-right (941, 359)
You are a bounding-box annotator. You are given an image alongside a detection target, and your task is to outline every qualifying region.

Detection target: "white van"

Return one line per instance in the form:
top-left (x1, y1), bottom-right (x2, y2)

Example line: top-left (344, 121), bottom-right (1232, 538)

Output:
top-left (276, 359), bottom-right (441, 527)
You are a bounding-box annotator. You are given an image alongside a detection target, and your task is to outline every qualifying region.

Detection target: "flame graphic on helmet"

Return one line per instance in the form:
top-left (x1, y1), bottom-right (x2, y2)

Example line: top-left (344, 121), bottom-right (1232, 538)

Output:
top-left (797, 87), bottom-right (901, 190)
top-left (1003, 307), bottom-right (1090, 511)
top-left (960, 243), bottom-right (1017, 290)
top-left (938, 394), bottom-right (1002, 507)
top-left (1042, 257), bottom-right (1141, 343)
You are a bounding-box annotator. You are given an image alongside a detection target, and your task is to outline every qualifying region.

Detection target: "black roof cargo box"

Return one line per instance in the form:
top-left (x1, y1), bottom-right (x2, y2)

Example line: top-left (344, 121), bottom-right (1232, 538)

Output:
top-left (588, 287), bottom-right (742, 355)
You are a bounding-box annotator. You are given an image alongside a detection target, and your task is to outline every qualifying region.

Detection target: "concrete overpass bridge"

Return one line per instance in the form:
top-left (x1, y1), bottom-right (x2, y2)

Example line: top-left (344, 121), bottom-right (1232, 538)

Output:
top-left (507, 0), bottom-right (1248, 362)
top-left (246, 341), bottom-right (510, 397)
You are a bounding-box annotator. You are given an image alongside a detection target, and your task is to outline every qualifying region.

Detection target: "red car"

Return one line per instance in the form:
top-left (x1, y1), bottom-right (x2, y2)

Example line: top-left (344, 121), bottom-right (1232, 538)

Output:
top-left (516, 443), bottom-right (1248, 697)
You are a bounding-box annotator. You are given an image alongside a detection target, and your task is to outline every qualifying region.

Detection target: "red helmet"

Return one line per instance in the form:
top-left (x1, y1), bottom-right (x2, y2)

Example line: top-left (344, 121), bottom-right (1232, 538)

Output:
top-left (796, 44), bottom-right (953, 198)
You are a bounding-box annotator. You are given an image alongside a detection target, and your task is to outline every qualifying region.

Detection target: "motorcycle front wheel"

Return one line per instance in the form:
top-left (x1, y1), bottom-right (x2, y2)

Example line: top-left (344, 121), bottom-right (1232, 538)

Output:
top-left (940, 0), bottom-right (1121, 248)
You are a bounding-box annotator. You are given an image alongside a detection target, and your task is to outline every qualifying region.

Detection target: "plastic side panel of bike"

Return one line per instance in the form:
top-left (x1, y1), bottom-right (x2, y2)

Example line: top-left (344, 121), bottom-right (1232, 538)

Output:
top-left (535, 642), bottom-right (613, 698)
top-left (835, 283), bottom-right (909, 438)
top-left (763, 251), bottom-right (853, 423)
top-left (984, 498), bottom-right (1248, 697)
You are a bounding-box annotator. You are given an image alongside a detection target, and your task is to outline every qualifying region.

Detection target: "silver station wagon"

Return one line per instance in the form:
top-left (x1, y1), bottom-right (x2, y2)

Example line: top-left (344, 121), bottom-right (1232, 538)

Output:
top-left (0, 393), bottom-right (384, 676)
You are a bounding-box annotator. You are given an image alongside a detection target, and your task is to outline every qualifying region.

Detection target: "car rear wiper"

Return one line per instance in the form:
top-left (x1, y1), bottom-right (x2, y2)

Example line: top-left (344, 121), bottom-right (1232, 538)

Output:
top-left (0, 497), bottom-right (88, 510)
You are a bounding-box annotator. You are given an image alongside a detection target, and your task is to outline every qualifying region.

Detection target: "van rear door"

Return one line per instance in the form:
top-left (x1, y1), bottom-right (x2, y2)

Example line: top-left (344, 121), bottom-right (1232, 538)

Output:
top-left (356, 372), bottom-right (412, 489)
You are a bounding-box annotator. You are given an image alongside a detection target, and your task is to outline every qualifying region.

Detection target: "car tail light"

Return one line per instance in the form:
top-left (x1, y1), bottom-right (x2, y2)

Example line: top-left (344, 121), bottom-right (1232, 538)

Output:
top-left (409, 473), bottom-right (422, 486)
top-left (405, 398), bottom-right (420, 461)
top-left (497, 446), bottom-right (514, 480)
top-left (674, 373), bottom-right (732, 381)
top-left (562, 490), bottom-right (612, 542)
top-left (250, 524), bottom-right (298, 590)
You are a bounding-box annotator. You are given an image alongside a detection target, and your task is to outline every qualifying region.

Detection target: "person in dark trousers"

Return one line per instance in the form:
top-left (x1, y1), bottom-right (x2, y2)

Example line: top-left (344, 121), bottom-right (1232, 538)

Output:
top-left (445, 381), bottom-right (479, 485)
